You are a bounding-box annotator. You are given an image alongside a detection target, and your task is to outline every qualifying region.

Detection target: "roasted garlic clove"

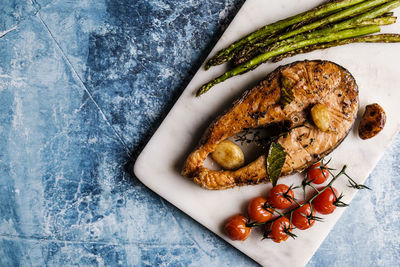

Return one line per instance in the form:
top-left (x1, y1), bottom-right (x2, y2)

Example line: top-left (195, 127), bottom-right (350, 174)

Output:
top-left (212, 140), bottom-right (245, 170)
top-left (358, 103), bottom-right (386, 140)
top-left (311, 103), bottom-right (331, 132)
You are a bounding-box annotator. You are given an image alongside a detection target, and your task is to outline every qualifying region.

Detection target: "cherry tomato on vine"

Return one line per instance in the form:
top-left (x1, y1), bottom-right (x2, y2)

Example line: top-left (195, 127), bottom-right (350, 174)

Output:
top-left (312, 187), bottom-right (338, 214)
top-left (267, 184), bottom-right (294, 209)
top-left (267, 217), bottom-right (292, 243)
top-left (224, 214), bottom-right (251, 241)
top-left (291, 203), bottom-right (316, 230)
top-left (307, 162), bottom-right (329, 184)
top-left (247, 197), bottom-right (273, 223)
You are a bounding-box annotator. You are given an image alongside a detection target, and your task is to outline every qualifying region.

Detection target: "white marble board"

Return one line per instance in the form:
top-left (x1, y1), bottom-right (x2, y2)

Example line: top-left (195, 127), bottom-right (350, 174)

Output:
top-left (134, 0), bottom-right (400, 266)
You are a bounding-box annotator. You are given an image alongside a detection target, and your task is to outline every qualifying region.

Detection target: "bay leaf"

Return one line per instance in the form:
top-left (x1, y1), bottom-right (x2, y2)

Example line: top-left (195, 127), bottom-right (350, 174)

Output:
top-left (266, 142), bottom-right (287, 186)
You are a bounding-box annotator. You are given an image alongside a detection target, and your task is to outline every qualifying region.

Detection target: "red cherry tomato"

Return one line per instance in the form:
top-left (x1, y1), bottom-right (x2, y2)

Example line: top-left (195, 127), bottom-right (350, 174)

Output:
top-left (267, 217), bottom-right (292, 243)
top-left (307, 162), bottom-right (329, 184)
top-left (247, 197), bottom-right (274, 223)
top-left (224, 214), bottom-right (251, 241)
top-left (291, 203), bottom-right (315, 230)
top-left (267, 184), bottom-right (294, 209)
top-left (312, 187), bottom-right (338, 214)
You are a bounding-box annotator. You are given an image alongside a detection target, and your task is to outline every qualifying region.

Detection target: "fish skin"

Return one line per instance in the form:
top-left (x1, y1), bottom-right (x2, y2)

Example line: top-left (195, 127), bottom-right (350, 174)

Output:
top-left (182, 60), bottom-right (359, 190)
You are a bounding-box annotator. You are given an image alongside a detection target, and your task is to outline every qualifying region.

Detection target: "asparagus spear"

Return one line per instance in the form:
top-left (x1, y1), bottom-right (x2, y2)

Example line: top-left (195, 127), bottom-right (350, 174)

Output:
top-left (274, 16), bottom-right (397, 48)
top-left (197, 25), bottom-right (380, 96)
top-left (271, 0), bottom-right (389, 39)
top-left (270, 34), bottom-right (400, 62)
top-left (234, 0), bottom-right (398, 65)
top-left (286, 10), bottom-right (393, 33)
top-left (380, 11), bottom-right (395, 16)
top-left (204, 0), bottom-right (368, 69)
top-left (235, 18), bottom-right (396, 65)
top-left (357, 15), bottom-right (397, 25)
top-left (235, 0), bottom-right (400, 65)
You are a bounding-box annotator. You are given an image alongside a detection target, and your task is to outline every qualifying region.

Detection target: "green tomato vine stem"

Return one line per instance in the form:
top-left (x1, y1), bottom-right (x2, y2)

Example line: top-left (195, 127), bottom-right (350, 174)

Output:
top-left (246, 165), bottom-right (348, 228)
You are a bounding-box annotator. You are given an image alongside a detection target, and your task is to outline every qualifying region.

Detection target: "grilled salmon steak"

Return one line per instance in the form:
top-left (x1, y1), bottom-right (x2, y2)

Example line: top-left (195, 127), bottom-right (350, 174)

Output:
top-left (182, 60), bottom-right (358, 190)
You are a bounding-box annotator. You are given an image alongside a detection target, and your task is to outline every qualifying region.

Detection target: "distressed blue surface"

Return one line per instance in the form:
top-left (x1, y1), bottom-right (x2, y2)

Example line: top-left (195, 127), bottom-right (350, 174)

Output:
top-left (0, 0), bottom-right (399, 266)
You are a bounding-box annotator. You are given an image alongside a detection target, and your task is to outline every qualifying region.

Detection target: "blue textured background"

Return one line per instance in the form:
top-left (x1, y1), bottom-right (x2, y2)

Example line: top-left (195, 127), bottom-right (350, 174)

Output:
top-left (1, 0), bottom-right (399, 266)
